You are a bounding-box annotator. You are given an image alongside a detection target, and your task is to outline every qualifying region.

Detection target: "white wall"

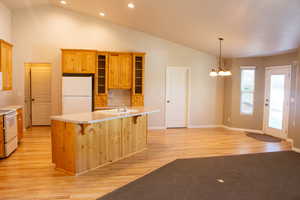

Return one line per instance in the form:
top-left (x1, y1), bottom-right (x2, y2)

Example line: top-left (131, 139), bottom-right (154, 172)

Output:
top-left (11, 5), bottom-right (224, 127)
top-left (0, 2), bottom-right (14, 107)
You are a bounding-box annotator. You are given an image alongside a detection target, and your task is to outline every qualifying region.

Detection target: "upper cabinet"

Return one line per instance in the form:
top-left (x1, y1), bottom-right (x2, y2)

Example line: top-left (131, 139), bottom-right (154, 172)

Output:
top-left (108, 53), bottom-right (132, 89)
top-left (62, 50), bottom-right (96, 74)
top-left (0, 40), bottom-right (13, 90)
top-left (108, 53), bottom-right (120, 89)
top-left (119, 54), bottom-right (133, 89)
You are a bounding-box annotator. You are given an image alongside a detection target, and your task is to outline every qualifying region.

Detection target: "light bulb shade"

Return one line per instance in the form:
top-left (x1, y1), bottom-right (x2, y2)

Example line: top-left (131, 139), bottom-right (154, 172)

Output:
top-left (209, 69), bottom-right (218, 77)
top-left (218, 70), bottom-right (226, 76)
top-left (209, 71), bottom-right (218, 77)
top-left (224, 71), bottom-right (232, 76)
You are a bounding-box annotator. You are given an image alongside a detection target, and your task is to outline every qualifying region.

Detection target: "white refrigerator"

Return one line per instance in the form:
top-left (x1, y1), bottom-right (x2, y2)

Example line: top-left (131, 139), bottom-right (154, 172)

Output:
top-left (62, 76), bottom-right (93, 114)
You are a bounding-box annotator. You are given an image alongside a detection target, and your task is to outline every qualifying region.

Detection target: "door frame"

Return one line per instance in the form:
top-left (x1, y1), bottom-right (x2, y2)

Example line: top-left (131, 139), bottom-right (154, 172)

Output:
top-left (165, 66), bottom-right (191, 129)
top-left (263, 65), bottom-right (291, 139)
top-left (24, 63), bottom-right (52, 128)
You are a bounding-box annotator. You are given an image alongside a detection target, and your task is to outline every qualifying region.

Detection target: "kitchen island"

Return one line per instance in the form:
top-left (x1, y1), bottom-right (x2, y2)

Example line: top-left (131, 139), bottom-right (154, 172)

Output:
top-left (51, 107), bottom-right (159, 175)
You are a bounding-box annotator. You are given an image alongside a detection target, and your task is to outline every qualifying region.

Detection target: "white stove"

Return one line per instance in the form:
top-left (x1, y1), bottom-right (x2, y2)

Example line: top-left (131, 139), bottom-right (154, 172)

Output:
top-left (0, 109), bottom-right (18, 157)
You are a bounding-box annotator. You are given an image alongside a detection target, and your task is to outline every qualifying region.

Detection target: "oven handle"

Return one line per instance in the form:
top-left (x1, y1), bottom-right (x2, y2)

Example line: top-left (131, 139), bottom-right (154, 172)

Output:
top-left (5, 114), bottom-right (17, 120)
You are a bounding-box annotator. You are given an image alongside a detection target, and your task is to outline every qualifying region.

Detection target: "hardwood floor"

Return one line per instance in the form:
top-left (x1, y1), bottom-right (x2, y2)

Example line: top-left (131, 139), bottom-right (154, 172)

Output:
top-left (0, 127), bottom-right (291, 200)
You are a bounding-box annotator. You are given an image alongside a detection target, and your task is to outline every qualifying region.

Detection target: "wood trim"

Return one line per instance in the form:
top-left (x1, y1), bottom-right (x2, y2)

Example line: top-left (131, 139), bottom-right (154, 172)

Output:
top-left (0, 39), bottom-right (13, 47)
top-left (61, 49), bottom-right (97, 52)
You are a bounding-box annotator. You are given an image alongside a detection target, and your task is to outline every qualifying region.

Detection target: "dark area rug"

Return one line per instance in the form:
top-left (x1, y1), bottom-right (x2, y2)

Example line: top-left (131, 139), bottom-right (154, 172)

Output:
top-left (246, 132), bottom-right (282, 142)
top-left (98, 151), bottom-right (300, 200)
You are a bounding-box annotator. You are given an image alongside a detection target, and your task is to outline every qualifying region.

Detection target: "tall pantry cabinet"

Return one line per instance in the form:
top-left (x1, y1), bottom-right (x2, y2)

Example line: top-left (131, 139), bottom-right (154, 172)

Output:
top-left (132, 53), bottom-right (145, 106)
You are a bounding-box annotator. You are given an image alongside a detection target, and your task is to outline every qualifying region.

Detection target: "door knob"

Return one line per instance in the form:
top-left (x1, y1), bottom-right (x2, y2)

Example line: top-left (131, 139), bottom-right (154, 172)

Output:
top-left (166, 100), bottom-right (170, 103)
top-left (32, 98), bottom-right (35, 102)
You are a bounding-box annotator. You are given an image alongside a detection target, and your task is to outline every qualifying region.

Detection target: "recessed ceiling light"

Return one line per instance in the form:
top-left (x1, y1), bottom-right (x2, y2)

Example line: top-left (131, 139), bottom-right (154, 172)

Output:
top-left (128, 3), bottom-right (135, 8)
top-left (99, 12), bottom-right (105, 17)
top-left (60, 0), bottom-right (67, 5)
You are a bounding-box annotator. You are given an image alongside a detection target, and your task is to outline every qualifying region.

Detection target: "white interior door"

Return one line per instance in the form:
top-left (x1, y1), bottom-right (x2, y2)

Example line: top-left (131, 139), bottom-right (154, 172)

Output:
top-left (31, 65), bottom-right (52, 126)
top-left (166, 67), bottom-right (189, 128)
top-left (263, 66), bottom-right (291, 139)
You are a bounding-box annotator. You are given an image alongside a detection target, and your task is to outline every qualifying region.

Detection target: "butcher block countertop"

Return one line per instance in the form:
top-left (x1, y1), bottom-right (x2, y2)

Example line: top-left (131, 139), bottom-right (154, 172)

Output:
top-left (51, 107), bottom-right (159, 124)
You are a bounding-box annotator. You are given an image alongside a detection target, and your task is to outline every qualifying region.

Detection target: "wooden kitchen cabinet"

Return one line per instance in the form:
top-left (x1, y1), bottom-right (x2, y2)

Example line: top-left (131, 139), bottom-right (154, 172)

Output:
top-left (17, 108), bottom-right (24, 142)
top-left (81, 51), bottom-right (96, 73)
top-left (119, 54), bottom-right (132, 89)
top-left (132, 53), bottom-right (145, 106)
top-left (108, 53), bottom-right (120, 89)
top-left (62, 50), bottom-right (96, 74)
top-left (107, 119), bottom-right (122, 162)
top-left (95, 95), bottom-right (108, 108)
top-left (0, 40), bottom-right (13, 90)
top-left (60, 49), bottom-right (145, 108)
top-left (132, 94), bottom-right (144, 106)
top-left (122, 115), bottom-right (147, 156)
top-left (94, 53), bottom-right (108, 108)
top-left (0, 116), bottom-right (4, 157)
top-left (108, 53), bottom-right (133, 89)
top-left (51, 114), bottom-right (148, 175)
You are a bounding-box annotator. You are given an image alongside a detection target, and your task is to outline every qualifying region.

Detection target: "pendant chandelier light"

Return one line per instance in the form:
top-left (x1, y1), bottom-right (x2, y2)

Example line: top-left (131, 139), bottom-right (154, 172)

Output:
top-left (209, 38), bottom-right (232, 77)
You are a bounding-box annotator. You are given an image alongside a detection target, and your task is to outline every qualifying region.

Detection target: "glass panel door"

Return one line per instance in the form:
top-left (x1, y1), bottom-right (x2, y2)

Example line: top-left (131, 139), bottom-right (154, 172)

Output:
top-left (268, 75), bottom-right (285, 130)
top-left (264, 66), bottom-right (291, 139)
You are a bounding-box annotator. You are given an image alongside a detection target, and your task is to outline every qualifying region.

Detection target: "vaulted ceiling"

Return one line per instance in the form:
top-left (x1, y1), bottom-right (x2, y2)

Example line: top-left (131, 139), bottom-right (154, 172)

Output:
top-left (2, 0), bottom-right (300, 57)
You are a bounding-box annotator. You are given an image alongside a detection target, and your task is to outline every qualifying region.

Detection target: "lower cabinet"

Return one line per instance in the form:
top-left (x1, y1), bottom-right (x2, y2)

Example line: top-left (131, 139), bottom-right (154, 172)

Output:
top-left (0, 116), bottom-right (4, 157)
top-left (107, 119), bottom-right (123, 162)
top-left (132, 94), bottom-right (144, 106)
top-left (51, 115), bottom-right (148, 175)
top-left (94, 94), bottom-right (108, 108)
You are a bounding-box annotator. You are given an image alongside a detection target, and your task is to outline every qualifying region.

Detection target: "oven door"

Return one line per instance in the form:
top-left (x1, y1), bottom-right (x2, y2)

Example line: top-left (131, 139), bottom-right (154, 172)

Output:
top-left (4, 112), bottom-right (18, 157)
top-left (4, 112), bottom-right (18, 142)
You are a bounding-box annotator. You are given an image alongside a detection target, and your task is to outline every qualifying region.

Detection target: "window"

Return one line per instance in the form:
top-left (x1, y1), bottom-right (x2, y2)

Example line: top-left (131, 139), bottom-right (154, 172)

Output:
top-left (240, 67), bottom-right (256, 115)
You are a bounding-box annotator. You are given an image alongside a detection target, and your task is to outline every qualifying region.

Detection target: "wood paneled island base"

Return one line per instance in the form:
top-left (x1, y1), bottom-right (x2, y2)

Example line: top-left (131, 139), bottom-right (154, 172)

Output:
top-left (51, 115), bottom-right (148, 175)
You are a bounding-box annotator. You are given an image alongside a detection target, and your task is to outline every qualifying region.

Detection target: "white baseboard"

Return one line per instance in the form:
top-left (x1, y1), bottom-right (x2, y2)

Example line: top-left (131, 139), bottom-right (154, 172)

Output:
top-left (293, 147), bottom-right (300, 153)
top-left (222, 125), bottom-right (263, 134)
top-left (286, 138), bottom-right (300, 153)
top-left (148, 126), bottom-right (166, 130)
top-left (148, 125), bottom-right (223, 130)
top-left (287, 138), bottom-right (294, 144)
top-left (187, 125), bottom-right (223, 128)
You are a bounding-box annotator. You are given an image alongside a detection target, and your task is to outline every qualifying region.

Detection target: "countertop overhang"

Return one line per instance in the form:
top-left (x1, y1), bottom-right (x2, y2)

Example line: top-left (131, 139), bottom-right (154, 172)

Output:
top-left (51, 107), bottom-right (160, 124)
top-left (0, 105), bottom-right (23, 116)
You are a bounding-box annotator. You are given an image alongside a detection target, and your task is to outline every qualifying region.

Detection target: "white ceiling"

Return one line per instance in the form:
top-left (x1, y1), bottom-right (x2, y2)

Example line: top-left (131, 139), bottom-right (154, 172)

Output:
top-left (2, 0), bottom-right (300, 57)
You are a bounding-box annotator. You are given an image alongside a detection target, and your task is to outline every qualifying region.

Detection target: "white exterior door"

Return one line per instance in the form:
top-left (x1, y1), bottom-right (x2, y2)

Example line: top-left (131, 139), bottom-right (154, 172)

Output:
top-left (166, 67), bottom-right (189, 128)
top-left (263, 66), bottom-right (291, 139)
top-left (31, 65), bottom-right (52, 126)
